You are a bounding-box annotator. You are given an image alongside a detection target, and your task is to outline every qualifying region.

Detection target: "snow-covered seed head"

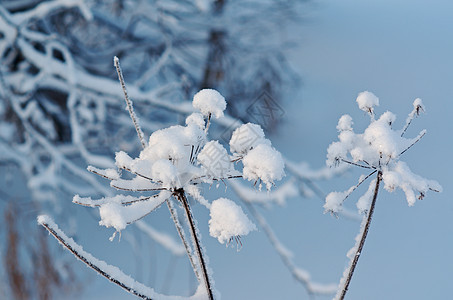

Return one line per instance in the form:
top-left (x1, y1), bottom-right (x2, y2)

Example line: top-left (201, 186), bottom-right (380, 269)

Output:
top-left (242, 143), bottom-right (285, 190)
top-left (229, 123), bottom-right (270, 155)
top-left (380, 111), bottom-right (396, 127)
top-left (208, 198), bottom-right (256, 245)
top-left (198, 140), bottom-right (234, 178)
top-left (193, 89), bottom-right (227, 119)
top-left (356, 91), bottom-right (379, 116)
top-left (337, 114), bottom-right (353, 132)
top-left (186, 112), bottom-right (206, 129)
top-left (413, 98), bottom-right (425, 116)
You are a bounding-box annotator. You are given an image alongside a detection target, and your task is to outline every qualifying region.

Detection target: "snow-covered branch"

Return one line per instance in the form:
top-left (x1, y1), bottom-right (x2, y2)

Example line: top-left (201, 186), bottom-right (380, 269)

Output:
top-left (38, 215), bottom-right (206, 300)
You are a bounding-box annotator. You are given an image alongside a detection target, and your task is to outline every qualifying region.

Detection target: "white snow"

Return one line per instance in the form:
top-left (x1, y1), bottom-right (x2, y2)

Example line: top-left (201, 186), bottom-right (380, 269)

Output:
top-left (356, 91), bottom-right (379, 114)
top-left (98, 191), bottom-right (170, 232)
top-left (37, 215), bottom-right (206, 300)
top-left (356, 179), bottom-right (376, 214)
top-left (208, 198), bottom-right (256, 244)
top-left (87, 165), bottom-right (119, 180)
top-left (324, 191), bottom-right (348, 213)
top-left (413, 98), bottom-right (424, 112)
top-left (242, 143), bottom-right (285, 190)
top-left (229, 123), bottom-right (270, 154)
top-left (326, 93), bottom-right (442, 212)
top-left (337, 114), bottom-right (353, 132)
top-left (382, 161), bottom-right (442, 206)
top-left (185, 112), bottom-right (206, 129)
top-left (115, 151), bottom-right (134, 169)
top-left (151, 159), bottom-right (179, 188)
top-left (192, 89), bottom-right (226, 119)
top-left (198, 140), bottom-right (235, 179)
top-left (73, 194), bottom-right (152, 207)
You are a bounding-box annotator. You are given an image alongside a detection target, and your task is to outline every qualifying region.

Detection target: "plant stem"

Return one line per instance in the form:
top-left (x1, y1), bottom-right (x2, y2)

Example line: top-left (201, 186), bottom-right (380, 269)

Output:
top-left (175, 189), bottom-right (214, 300)
top-left (166, 199), bottom-right (201, 281)
top-left (339, 171), bottom-right (382, 300)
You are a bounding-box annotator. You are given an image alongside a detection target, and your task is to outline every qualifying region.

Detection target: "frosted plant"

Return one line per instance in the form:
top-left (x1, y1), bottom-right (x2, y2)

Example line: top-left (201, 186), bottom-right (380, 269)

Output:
top-left (39, 58), bottom-right (285, 300)
top-left (326, 91), bottom-right (441, 300)
top-left (0, 1), bottom-right (335, 297)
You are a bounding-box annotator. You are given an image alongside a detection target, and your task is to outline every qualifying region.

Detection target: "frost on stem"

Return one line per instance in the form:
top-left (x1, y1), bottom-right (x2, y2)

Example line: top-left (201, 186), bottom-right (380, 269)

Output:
top-left (37, 215), bottom-right (206, 300)
top-left (325, 92), bottom-right (441, 299)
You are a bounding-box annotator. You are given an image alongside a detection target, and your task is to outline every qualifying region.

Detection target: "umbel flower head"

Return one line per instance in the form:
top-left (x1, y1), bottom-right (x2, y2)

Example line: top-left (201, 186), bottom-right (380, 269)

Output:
top-left (325, 91), bottom-right (441, 214)
top-left (74, 88), bottom-right (285, 244)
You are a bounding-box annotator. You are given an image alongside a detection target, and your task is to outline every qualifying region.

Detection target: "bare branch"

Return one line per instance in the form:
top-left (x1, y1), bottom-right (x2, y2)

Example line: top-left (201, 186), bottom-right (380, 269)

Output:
top-left (73, 195), bottom-right (159, 208)
top-left (341, 159), bottom-right (374, 169)
top-left (399, 130), bottom-right (426, 157)
top-left (335, 170), bottom-right (378, 210)
top-left (114, 56), bottom-right (147, 149)
top-left (166, 198), bottom-right (201, 281)
top-left (38, 216), bottom-right (153, 300)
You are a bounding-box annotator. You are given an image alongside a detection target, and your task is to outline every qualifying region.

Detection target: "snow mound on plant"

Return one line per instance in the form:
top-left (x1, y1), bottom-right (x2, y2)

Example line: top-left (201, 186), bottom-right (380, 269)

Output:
top-left (242, 144), bottom-right (285, 190)
top-left (229, 123), bottom-right (270, 154)
top-left (193, 89), bottom-right (226, 119)
top-left (356, 91), bottom-right (379, 113)
top-left (209, 198), bottom-right (256, 244)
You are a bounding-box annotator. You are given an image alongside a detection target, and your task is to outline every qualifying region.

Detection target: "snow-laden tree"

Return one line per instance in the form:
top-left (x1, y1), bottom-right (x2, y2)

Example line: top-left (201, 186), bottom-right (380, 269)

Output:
top-left (324, 91), bottom-right (441, 300)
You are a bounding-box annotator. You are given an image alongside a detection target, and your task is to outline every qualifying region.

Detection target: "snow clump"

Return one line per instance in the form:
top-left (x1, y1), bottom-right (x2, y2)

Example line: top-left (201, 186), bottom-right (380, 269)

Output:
top-left (356, 91), bottom-right (379, 114)
top-left (242, 144), bottom-right (285, 190)
top-left (209, 198), bottom-right (256, 244)
top-left (193, 89), bottom-right (226, 119)
top-left (229, 123), bottom-right (270, 154)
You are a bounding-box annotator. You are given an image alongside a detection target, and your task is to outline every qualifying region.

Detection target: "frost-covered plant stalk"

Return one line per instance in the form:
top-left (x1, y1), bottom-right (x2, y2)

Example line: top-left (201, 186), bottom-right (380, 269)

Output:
top-left (39, 58), bottom-right (285, 299)
top-left (326, 91), bottom-right (441, 300)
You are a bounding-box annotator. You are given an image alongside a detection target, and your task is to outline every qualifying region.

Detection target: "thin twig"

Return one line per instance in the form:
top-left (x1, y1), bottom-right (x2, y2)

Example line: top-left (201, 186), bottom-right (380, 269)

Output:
top-left (341, 159), bottom-right (374, 169)
top-left (73, 195), bottom-right (158, 207)
top-left (114, 56), bottom-right (147, 149)
top-left (110, 184), bottom-right (168, 192)
top-left (166, 198), bottom-right (201, 281)
top-left (175, 189), bottom-right (215, 300)
top-left (205, 113), bottom-right (211, 133)
top-left (39, 218), bottom-right (152, 300)
top-left (338, 171), bottom-right (382, 300)
top-left (337, 170), bottom-right (378, 208)
top-left (120, 166), bottom-right (153, 181)
top-left (399, 130), bottom-right (426, 157)
top-left (401, 101), bottom-right (424, 137)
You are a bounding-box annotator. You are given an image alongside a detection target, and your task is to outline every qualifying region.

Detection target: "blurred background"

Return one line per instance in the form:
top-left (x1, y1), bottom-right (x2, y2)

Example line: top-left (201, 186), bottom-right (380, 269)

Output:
top-left (0, 0), bottom-right (452, 299)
